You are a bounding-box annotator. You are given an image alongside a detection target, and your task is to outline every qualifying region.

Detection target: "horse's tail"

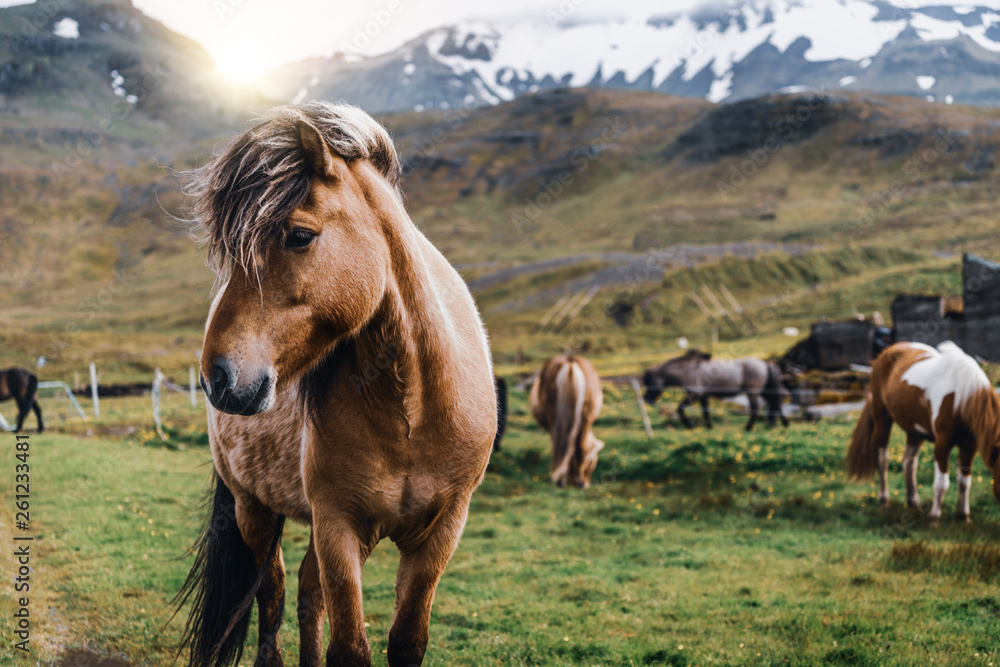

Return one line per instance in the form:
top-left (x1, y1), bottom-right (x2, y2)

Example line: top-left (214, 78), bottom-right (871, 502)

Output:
top-left (23, 370), bottom-right (38, 403)
top-left (846, 401), bottom-right (879, 479)
top-left (552, 361), bottom-right (586, 484)
top-left (493, 376), bottom-right (508, 451)
top-left (763, 364), bottom-right (784, 407)
top-left (173, 473), bottom-right (284, 667)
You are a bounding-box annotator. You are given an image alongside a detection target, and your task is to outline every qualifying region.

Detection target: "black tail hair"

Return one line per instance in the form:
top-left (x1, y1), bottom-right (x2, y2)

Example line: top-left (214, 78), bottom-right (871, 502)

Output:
top-left (172, 473), bottom-right (285, 667)
top-left (493, 376), bottom-right (508, 451)
top-left (763, 364), bottom-right (788, 425)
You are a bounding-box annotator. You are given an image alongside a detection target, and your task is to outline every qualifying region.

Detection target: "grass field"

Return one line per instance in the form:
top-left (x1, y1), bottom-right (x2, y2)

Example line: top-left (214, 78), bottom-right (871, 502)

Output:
top-left (3, 387), bottom-right (1000, 666)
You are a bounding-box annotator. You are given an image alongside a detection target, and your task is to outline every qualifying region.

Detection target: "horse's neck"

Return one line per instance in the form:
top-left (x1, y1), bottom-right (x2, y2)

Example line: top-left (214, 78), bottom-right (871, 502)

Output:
top-left (355, 215), bottom-right (465, 428)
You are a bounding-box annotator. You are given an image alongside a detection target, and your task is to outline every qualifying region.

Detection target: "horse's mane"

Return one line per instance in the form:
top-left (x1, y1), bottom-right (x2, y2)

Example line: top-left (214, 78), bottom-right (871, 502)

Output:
top-left (962, 386), bottom-right (1000, 466)
top-left (185, 102), bottom-right (402, 278)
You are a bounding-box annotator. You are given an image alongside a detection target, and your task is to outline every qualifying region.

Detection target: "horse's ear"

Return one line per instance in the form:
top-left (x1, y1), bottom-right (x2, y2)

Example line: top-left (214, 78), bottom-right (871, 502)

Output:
top-left (298, 121), bottom-right (346, 180)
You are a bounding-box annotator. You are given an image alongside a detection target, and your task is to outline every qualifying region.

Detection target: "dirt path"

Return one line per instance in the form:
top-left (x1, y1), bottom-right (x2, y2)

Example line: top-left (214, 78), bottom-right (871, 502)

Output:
top-left (479, 242), bottom-right (817, 312)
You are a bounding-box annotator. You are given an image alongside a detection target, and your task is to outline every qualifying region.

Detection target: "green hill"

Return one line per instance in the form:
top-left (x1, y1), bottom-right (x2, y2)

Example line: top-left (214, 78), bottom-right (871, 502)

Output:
top-left (1, 5), bottom-right (998, 383)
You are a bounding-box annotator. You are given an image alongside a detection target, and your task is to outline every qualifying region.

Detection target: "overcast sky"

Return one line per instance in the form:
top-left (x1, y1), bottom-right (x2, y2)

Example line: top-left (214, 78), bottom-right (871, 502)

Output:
top-left (4, 0), bottom-right (1000, 81)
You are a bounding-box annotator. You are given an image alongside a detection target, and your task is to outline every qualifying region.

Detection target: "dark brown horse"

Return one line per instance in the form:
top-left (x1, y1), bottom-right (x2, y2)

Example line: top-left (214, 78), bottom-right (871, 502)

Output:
top-left (175, 103), bottom-right (497, 667)
top-left (0, 367), bottom-right (43, 433)
top-left (642, 350), bottom-right (788, 431)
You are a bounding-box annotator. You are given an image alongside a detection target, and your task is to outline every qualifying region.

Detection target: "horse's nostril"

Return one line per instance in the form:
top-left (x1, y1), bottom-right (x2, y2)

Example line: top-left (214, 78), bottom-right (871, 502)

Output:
top-left (209, 360), bottom-right (231, 398)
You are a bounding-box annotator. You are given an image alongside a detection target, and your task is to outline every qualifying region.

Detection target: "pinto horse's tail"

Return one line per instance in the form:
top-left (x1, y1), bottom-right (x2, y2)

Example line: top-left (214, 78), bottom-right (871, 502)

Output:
top-left (551, 361), bottom-right (587, 486)
top-left (846, 401), bottom-right (879, 479)
top-left (173, 473), bottom-right (284, 667)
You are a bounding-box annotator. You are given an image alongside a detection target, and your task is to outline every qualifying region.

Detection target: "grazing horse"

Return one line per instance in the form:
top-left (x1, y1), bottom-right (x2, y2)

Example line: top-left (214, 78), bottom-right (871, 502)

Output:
top-left (642, 350), bottom-right (788, 431)
top-left (493, 375), bottom-right (507, 451)
top-left (175, 103), bottom-right (497, 667)
top-left (529, 355), bottom-right (604, 488)
top-left (846, 341), bottom-right (1000, 523)
top-left (0, 367), bottom-right (43, 433)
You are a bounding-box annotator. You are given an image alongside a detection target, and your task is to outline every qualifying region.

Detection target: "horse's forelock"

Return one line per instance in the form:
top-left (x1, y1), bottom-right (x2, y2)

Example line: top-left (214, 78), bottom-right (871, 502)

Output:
top-left (185, 102), bottom-right (402, 278)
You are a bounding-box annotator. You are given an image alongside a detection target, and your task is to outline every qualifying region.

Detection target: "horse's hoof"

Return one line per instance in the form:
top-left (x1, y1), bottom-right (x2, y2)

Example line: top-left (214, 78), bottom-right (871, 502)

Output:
top-left (879, 499), bottom-right (890, 509)
top-left (958, 514), bottom-right (972, 524)
top-left (928, 515), bottom-right (941, 525)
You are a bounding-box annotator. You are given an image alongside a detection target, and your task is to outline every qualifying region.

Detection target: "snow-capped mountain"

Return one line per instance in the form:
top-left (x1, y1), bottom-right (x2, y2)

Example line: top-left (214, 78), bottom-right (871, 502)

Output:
top-left (256, 0), bottom-right (1000, 112)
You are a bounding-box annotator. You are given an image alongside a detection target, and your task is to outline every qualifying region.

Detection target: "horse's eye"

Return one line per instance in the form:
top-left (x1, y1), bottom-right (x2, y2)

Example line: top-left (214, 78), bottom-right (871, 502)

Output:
top-left (285, 229), bottom-right (316, 249)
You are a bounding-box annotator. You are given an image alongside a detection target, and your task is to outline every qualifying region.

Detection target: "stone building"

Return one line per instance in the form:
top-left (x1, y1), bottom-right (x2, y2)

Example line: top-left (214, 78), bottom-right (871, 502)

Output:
top-left (891, 253), bottom-right (1000, 361)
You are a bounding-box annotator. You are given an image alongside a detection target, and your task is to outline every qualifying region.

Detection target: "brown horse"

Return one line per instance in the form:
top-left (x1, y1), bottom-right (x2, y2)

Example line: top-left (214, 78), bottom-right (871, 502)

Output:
top-left (0, 367), bottom-right (43, 433)
top-left (175, 103), bottom-right (497, 667)
top-left (642, 350), bottom-right (787, 431)
top-left (529, 355), bottom-right (604, 488)
top-left (847, 341), bottom-right (1000, 523)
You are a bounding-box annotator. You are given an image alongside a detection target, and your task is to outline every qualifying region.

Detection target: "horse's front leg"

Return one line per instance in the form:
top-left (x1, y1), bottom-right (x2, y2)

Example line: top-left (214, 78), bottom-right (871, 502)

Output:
top-left (388, 502), bottom-right (469, 667)
top-left (677, 394), bottom-right (694, 429)
top-left (700, 396), bottom-right (713, 429)
top-left (956, 446), bottom-right (974, 523)
top-left (745, 393), bottom-right (760, 432)
top-left (929, 437), bottom-right (952, 523)
top-left (236, 497), bottom-right (287, 667)
top-left (298, 532), bottom-right (326, 667)
top-left (312, 514), bottom-right (372, 667)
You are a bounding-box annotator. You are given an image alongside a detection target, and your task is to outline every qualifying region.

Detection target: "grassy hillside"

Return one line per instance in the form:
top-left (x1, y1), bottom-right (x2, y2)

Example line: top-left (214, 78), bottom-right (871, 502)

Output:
top-left (2, 76), bottom-right (999, 383)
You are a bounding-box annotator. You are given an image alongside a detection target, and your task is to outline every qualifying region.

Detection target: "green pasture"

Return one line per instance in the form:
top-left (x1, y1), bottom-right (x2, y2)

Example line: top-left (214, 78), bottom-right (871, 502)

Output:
top-left (3, 387), bottom-right (1000, 666)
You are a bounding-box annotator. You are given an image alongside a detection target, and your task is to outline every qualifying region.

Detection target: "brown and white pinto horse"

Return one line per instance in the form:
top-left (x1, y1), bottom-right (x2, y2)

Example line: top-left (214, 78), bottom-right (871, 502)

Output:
top-left (175, 103), bottom-right (496, 667)
top-left (529, 355), bottom-right (604, 488)
top-left (847, 341), bottom-right (1000, 522)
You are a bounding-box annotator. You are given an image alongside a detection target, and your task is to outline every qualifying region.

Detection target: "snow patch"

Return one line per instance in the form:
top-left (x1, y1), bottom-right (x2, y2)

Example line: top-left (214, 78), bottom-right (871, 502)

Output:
top-left (839, 75), bottom-right (857, 87)
top-left (708, 71), bottom-right (733, 103)
top-left (780, 84), bottom-right (810, 93)
top-left (916, 75), bottom-right (935, 90)
top-left (53, 17), bottom-right (78, 39)
top-left (292, 87), bottom-right (308, 104)
top-left (403, 63), bottom-right (415, 75)
top-left (946, 94), bottom-right (955, 104)
top-left (109, 70), bottom-right (136, 104)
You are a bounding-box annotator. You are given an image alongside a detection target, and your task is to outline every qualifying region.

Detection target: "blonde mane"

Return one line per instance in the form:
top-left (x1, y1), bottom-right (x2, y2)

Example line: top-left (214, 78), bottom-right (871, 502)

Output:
top-left (184, 102), bottom-right (402, 277)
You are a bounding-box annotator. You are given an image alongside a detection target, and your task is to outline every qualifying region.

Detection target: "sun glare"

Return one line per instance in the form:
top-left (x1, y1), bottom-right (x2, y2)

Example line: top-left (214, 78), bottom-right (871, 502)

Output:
top-left (213, 50), bottom-right (270, 85)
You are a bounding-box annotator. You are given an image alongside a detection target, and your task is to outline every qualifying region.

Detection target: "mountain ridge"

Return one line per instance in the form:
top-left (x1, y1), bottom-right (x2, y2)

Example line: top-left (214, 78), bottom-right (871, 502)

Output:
top-left (255, 0), bottom-right (1000, 113)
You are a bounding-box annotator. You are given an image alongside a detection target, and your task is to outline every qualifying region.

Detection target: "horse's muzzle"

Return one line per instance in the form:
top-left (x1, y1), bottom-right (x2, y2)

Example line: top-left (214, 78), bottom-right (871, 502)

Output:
top-left (201, 358), bottom-right (275, 416)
